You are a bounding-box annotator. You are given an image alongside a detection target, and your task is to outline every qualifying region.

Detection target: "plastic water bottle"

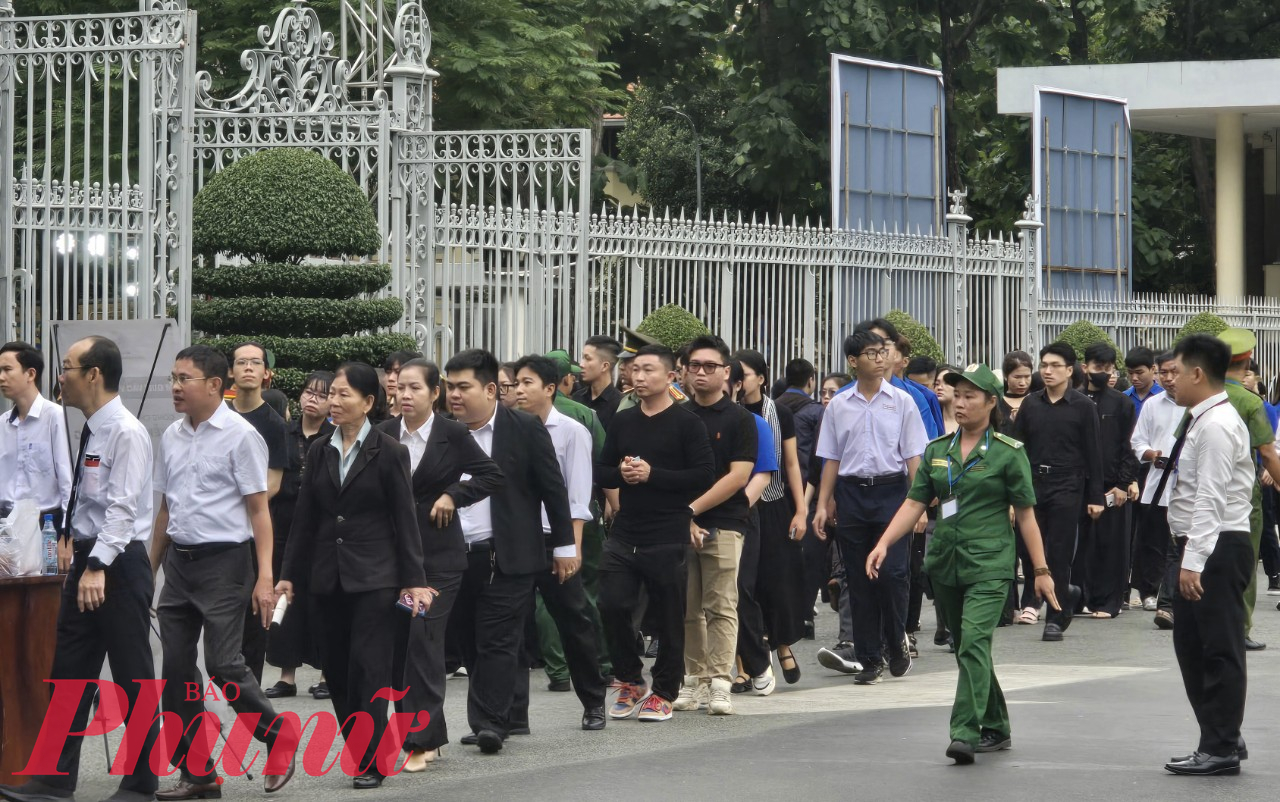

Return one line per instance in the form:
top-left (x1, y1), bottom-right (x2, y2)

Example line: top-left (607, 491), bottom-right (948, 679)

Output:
top-left (41, 514), bottom-right (58, 575)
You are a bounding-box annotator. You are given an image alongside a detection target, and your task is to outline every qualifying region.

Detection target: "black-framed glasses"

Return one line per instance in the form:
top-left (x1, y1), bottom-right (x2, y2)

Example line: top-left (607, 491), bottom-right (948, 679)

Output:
top-left (301, 388), bottom-right (327, 400)
top-left (169, 375), bottom-right (209, 386)
top-left (858, 349), bottom-right (889, 361)
top-left (687, 361), bottom-right (725, 374)
top-left (499, 382), bottom-right (518, 394)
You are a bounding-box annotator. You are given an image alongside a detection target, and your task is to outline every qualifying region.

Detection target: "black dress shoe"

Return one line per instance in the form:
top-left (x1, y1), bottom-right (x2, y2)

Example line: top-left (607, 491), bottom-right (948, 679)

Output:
top-left (1164, 752), bottom-right (1240, 776)
top-left (976, 731), bottom-right (1011, 752)
top-left (263, 752), bottom-right (296, 794)
top-left (508, 724), bottom-right (531, 735)
top-left (1245, 638), bottom-right (1266, 651)
top-left (476, 729), bottom-right (504, 754)
top-left (1042, 623), bottom-right (1064, 642)
top-left (730, 677), bottom-right (751, 694)
top-left (0, 780), bottom-right (74, 801)
top-left (352, 772), bottom-right (383, 790)
top-left (946, 740), bottom-right (975, 765)
top-left (933, 627), bottom-right (950, 646)
top-left (264, 681), bottom-right (296, 699)
top-left (548, 678), bottom-right (572, 692)
top-left (1056, 586), bottom-right (1083, 633)
top-left (311, 681), bottom-right (330, 700)
top-left (460, 732), bottom-right (478, 745)
top-left (582, 706), bottom-right (606, 730)
top-left (1173, 738), bottom-right (1248, 763)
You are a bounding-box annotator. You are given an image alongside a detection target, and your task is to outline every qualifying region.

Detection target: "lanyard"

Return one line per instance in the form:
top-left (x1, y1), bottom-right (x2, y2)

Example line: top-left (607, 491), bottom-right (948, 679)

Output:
top-left (946, 428), bottom-right (990, 496)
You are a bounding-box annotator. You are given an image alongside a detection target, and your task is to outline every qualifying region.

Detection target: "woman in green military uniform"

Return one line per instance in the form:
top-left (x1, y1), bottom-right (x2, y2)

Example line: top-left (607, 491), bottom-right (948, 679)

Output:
top-left (867, 364), bottom-right (1059, 765)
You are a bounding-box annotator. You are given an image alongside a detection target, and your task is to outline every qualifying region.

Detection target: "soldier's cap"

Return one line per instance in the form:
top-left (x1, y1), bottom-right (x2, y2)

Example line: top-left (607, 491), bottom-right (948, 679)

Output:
top-left (943, 363), bottom-right (1004, 400)
top-left (545, 349), bottom-right (582, 377)
top-left (1218, 328), bottom-right (1256, 363)
top-left (616, 323), bottom-right (661, 360)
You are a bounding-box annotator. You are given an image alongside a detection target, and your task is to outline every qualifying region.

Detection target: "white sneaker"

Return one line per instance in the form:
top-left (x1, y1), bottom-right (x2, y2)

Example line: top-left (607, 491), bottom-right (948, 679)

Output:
top-left (752, 666), bottom-right (776, 696)
top-left (1141, 596), bottom-right (1158, 611)
top-left (672, 676), bottom-right (708, 711)
top-left (708, 678), bottom-right (734, 715)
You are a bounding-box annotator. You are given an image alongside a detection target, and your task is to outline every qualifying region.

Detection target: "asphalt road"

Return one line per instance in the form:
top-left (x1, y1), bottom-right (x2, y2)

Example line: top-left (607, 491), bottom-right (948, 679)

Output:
top-left (34, 578), bottom-right (1280, 802)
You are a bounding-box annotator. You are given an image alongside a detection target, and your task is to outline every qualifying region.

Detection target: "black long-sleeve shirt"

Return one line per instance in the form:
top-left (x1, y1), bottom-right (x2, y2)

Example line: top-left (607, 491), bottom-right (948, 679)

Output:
top-left (597, 401), bottom-right (715, 546)
top-left (1009, 388), bottom-right (1105, 507)
top-left (1085, 385), bottom-right (1140, 487)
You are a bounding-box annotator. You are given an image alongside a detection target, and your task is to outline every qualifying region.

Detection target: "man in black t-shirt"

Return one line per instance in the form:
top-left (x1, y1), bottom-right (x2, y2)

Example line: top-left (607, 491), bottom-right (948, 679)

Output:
top-left (574, 335), bottom-right (624, 432)
top-left (596, 345), bottom-right (715, 722)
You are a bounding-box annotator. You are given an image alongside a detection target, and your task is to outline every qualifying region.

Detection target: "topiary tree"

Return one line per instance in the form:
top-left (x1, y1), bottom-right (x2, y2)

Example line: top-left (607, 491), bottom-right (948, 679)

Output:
top-left (1054, 319), bottom-right (1126, 371)
top-left (637, 304), bottom-right (711, 349)
top-left (884, 310), bottom-right (944, 366)
top-left (1176, 312), bottom-right (1229, 341)
top-left (191, 148), bottom-right (414, 397)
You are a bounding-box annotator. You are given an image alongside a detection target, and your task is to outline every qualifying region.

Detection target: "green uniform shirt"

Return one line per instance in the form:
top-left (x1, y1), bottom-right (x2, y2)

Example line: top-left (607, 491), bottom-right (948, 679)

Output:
top-left (554, 392), bottom-right (605, 460)
top-left (615, 385), bottom-right (689, 415)
top-left (909, 428), bottom-right (1037, 587)
top-left (1225, 380), bottom-right (1274, 449)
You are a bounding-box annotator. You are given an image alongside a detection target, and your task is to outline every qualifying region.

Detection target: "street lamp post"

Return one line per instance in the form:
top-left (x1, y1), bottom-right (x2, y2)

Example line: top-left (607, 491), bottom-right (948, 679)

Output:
top-left (660, 105), bottom-right (701, 221)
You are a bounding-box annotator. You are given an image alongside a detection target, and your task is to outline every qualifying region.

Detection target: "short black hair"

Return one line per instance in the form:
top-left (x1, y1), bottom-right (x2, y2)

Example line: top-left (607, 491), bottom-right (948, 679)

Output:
top-left (686, 335), bottom-right (730, 363)
top-left (0, 340), bottom-right (43, 385)
top-left (1125, 347), bottom-right (1156, 370)
top-left (906, 356), bottom-right (937, 377)
top-left (263, 388), bottom-right (288, 419)
top-left (585, 335), bottom-right (622, 364)
top-left (302, 370), bottom-right (335, 398)
top-left (732, 349), bottom-right (768, 382)
top-left (634, 343), bottom-right (676, 371)
top-left (1155, 351), bottom-right (1177, 366)
top-left (727, 358), bottom-right (744, 387)
top-left (857, 317), bottom-right (901, 343)
top-left (233, 340), bottom-right (268, 363)
top-left (444, 349), bottom-right (501, 387)
top-left (822, 372), bottom-right (852, 389)
top-left (784, 358), bottom-right (815, 389)
top-left (79, 336), bottom-right (123, 392)
top-left (1039, 341), bottom-right (1077, 367)
top-left (1083, 342), bottom-right (1118, 366)
top-left (843, 329), bottom-right (884, 359)
top-left (175, 344), bottom-right (228, 392)
top-left (1173, 334), bottom-right (1230, 385)
top-left (513, 354), bottom-right (560, 388)
top-left (384, 349), bottom-right (423, 372)
top-left (397, 358), bottom-right (441, 391)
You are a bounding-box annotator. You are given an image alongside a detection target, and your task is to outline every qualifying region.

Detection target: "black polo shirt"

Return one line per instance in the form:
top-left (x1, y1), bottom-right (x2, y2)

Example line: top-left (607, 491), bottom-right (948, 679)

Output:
top-left (573, 383), bottom-right (623, 432)
top-left (689, 394), bottom-right (758, 530)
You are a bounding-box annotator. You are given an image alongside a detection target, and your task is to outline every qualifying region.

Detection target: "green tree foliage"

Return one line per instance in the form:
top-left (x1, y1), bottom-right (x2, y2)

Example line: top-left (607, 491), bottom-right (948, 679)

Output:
top-left (884, 310), bottom-right (944, 366)
top-left (636, 304), bottom-right (711, 349)
top-left (1055, 320), bottom-right (1123, 369)
top-left (1175, 312), bottom-right (1229, 341)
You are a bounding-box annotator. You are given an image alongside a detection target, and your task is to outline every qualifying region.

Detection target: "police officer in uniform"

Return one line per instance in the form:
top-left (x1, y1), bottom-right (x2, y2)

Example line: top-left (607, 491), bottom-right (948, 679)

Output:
top-left (867, 365), bottom-right (1058, 765)
top-left (615, 324), bottom-right (688, 414)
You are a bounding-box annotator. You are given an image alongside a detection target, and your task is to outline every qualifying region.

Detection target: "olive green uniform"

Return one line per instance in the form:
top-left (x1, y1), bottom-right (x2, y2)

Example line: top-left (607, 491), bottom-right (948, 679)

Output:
top-left (909, 428), bottom-right (1037, 747)
top-left (1224, 379), bottom-right (1272, 637)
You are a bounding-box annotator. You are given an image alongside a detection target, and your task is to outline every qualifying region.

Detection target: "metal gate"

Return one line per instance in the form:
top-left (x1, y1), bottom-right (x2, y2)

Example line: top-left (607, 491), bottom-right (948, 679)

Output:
top-left (0, 0), bottom-right (195, 358)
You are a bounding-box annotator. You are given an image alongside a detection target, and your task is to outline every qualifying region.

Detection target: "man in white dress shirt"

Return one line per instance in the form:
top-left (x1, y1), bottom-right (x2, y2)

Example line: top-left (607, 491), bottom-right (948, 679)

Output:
top-left (150, 345), bottom-right (295, 799)
top-left (0, 341), bottom-right (73, 537)
top-left (1131, 351), bottom-right (1184, 624)
top-left (510, 354), bottom-right (607, 731)
top-left (1163, 334), bottom-right (1256, 777)
top-left (0, 336), bottom-right (160, 802)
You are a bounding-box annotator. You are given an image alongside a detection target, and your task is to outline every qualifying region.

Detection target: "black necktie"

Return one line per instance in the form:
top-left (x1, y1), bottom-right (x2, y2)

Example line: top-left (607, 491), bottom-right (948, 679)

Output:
top-left (62, 423), bottom-right (91, 541)
top-left (1150, 412), bottom-right (1191, 505)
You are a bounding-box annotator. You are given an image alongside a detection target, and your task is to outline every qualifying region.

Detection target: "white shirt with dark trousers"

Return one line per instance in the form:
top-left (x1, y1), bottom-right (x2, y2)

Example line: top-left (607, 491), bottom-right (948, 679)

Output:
top-left (72, 395), bottom-right (154, 565)
top-left (540, 407), bottom-right (593, 548)
top-left (1166, 389), bottom-right (1255, 762)
top-left (0, 392), bottom-right (73, 518)
top-left (155, 401), bottom-right (280, 786)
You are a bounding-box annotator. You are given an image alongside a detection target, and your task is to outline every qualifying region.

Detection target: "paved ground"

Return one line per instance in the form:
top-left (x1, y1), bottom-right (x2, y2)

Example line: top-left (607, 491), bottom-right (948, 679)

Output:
top-left (39, 577), bottom-right (1280, 801)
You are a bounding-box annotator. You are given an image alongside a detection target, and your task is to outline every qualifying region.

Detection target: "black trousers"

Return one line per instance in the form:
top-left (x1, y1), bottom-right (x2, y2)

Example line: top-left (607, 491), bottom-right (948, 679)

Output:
top-left (1031, 478), bottom-right (1082, 629)
top-left (1261, 487), bottom-right (1280, 580)
top-left (1173, 532), bottom-right (1252, 757)
top-left (1133, 503), bottom-right (1171, 599)
top-left (754, 496), bottom-right (807, 648)
top-left (597, 539), bottom-right (687, 702)
top-left (265, 498), bottom-right (317, 672)
top-left (512, 567), bottom-right (607, 719)
top-left (801, 498), bottom-right (827, 626)
top-left (1157, 525), bottom-right (1181, 614)
top-left (313, 587), bottom-right (399, 775)
top-left (41, 541), bottom-right (159, 794)
top-left (392, 570), bottom-right (463, 752)
top-left (453, 547), bottom-right (536, 736)
top-left (157, 543), bottom-right (283, 783)
top-left (834, 478), bottom-right (910, 669)
top-left (906, 528), bottom-right (928, 632)
top-left (735, 510), bottom-right (771, 677)
top-left (240, 547), bottom-right (267, 684)
top-left (1083, 503), bottom-right (1130, 616)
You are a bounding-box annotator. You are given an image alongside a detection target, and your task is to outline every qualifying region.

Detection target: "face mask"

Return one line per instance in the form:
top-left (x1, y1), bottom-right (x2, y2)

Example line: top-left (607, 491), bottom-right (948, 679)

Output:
top-left (1088, 372), bottom-right (1110, 389)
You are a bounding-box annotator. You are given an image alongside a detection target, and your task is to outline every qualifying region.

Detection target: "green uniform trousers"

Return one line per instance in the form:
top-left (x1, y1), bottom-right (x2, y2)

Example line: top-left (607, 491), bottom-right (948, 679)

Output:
top-left (1245, 482), bottom-right (1263, 637)
top-left (538, 515), bottom-right (612, 681)
top-left (933, 578), bottom-right (1011, 746)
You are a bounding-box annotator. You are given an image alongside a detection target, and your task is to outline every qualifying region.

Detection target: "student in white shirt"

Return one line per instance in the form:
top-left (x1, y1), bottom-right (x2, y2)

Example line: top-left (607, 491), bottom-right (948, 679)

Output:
top-left (0, 340), bottom-right (73, 536)
top-left (1131, 351), bottom-right (1184, 620)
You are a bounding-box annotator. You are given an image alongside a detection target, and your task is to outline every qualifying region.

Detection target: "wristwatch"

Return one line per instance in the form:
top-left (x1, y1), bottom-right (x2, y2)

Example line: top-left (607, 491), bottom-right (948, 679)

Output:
top-left (1033, 566), bottom-right (1051, 577)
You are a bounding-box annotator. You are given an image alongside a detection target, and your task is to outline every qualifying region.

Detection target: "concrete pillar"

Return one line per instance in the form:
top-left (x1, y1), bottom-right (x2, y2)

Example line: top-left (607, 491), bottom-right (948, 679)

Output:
top-left (1216, 112), bottom-right (1246, 298)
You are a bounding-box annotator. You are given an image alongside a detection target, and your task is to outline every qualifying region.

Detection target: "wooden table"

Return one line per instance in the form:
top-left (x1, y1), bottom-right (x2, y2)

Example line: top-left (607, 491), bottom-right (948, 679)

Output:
top-left (0, 574), bottom-right (62, 785)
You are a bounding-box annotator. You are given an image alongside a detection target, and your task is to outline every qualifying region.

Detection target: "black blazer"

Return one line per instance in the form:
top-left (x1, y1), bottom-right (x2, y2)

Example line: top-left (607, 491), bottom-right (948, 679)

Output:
top-left (377, 415), bottom-right (505, 574)
top-left (488, 405), bottom-right (574, 576)
top-left (282, 425), bottom-right (427, 594)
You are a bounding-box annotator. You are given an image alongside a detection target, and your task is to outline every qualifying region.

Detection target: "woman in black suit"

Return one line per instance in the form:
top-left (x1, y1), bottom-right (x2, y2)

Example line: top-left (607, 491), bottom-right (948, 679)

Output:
top-left (277, 362), bottom-right (435, 790)
top-left (380, 358), bottom-right (503, 771)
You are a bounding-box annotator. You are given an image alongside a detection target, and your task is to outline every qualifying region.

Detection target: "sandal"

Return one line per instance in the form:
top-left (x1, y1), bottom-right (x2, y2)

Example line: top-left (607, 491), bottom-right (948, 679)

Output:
top-left (778, 647), bottom-right (801, 685)
top-left (1017, 607), bottom-right (1038, 625)
top-left (1089, 611), bottom-right (1114, 619)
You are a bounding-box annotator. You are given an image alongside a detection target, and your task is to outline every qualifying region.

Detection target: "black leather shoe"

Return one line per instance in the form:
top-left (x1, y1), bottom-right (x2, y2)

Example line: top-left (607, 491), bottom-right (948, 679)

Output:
top-left (311, 681), bottom-right (331, 700)
top-left (730, 678), bottom-right (751, 694)
top-left (1245, 638), bottom-right (1266, 651)
top-left (1164, 752), bottom-right (1240, 776)
top-left (582, 706), bottom-right (606, 730)
top-left (548, 679), bottom-right (572, 692)
top-left (1056, 586), bottom-right (1083, 633)
top-left (264, 681), bottom-right (296, 699)
top-left (0, 780), bottom-right (74, 801)
top-left (508, 724), bottom-right (531, 735)
top-left (1173, 738), bottom-right (1248, 763)
top-left (352, 772), bottom-right (383, 790)
top-left (933, 627), bottom-right (950, 646)
top-left (976, 731), bottom-right (1011, 752)
top-left (477, 729), bottom-right (504, 754)
top-left (460, 732), bottom-right (478, 745)
top-left (1042, 623), bottom-right (1064, 642)
top-left (946, 740), bottom-right (975, 765)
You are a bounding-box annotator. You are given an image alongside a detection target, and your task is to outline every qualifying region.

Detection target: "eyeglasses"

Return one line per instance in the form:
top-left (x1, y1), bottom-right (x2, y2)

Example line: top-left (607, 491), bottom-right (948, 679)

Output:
top-left (686, 361), bottom-right (726, 374)
top-left (301, 388), bottom-right (327, 400)
top-left (169, 375), bottom-right (209, 386)
top-left (60, 365), bottom-right (93, 375)
top-left (234, 359), bottom-right (265, 368)
top-left (858, 349), bottom-right (889, 361)
top-left (499, 382), bottom-right (518, 394)
top-left (1039, 362), bottom-right (1068, 371)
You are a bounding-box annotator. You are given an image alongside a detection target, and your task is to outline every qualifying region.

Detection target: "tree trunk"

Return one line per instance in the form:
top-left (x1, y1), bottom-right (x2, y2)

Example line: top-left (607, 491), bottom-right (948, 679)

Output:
top-left (1190, 137), bottom-right (1216, 269)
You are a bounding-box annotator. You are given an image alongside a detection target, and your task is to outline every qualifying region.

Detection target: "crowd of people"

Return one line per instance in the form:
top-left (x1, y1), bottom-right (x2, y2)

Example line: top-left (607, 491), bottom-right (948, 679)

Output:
top-left (0, 314), bottom-right (1270, 799)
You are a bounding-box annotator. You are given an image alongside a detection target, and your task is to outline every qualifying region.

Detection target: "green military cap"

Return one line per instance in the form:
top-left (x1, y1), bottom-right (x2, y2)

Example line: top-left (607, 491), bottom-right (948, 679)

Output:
top-left (1218, 327), bottom-right (1256, 363)
top-left (616, 322), bottom-right (660, 360)
top-left (943, 363), bottom-right (1004, 399)
top-left (545, 349), bottom-right (582, 377)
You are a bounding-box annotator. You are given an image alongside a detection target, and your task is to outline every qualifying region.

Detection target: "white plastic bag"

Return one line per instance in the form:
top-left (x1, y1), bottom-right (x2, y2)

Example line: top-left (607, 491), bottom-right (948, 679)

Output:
top-left (0, 499), bottom-right (42, 577)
